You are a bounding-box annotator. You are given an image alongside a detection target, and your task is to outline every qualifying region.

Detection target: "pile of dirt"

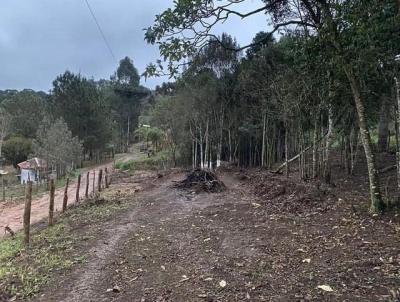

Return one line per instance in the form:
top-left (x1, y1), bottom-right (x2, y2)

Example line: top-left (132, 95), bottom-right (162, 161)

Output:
top-left (247, 172), bottom-right (334, 214)
top-left (173, 169), bottom-right (226, 193)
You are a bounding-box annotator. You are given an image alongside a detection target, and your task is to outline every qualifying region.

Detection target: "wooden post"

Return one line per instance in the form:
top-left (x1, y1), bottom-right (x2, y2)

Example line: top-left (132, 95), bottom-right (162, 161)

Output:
top-left (76, 174), bottom-right (81, 203)
top-left (105, 167), bottom-right (109, 189)
top-left (92, 171), bottom-right (95, 195)
top-left (62, 178), bottom-right (69, 213)
top-left (98, 169), bottom-right (103, 192)
top-left (85, 171), bottom-right (90, 198)
top-left (2, 176), bottom-right (5, 203)
top-left (23, 181), bottom-right (33, 246)
top-left (49, 179), bottom-right (55, 226)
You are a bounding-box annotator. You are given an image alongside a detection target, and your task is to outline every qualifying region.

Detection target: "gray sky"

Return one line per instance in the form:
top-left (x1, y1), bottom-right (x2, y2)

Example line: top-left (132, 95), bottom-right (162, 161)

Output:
top-left (0, 0), bottom-right (268, 92)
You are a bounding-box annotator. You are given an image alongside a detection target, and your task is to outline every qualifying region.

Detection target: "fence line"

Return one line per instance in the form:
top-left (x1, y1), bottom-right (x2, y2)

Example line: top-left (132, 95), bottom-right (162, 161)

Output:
top-left (21, 167), bottom-right (114, 245)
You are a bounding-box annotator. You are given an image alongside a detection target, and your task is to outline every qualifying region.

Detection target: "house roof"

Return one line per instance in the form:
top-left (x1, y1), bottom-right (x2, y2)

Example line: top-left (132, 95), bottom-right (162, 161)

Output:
top-left (17, 157), bottom-right (47, 170)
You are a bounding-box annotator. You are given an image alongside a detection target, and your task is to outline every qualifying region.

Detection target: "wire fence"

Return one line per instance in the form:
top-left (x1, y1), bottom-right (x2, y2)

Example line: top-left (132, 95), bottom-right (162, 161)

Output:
top-left (3, 167), bottom-right (114, 245)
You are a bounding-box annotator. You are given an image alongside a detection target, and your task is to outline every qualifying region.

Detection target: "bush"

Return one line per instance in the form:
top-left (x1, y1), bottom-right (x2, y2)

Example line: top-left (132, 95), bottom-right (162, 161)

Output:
top-left (115, 150), bottom-right (172, 171)
top-left (2, 136), bottom-right (32, 167)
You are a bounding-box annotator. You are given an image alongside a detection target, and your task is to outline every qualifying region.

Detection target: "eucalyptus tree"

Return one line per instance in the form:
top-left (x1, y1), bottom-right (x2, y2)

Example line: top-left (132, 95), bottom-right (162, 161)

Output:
top-left (145, 0), bottom-right (400, 213)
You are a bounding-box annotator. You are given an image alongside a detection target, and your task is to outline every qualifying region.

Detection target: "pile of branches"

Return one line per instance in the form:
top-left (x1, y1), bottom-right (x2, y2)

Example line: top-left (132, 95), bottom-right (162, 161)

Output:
top-left (174, 169), bottom-right (226, 193)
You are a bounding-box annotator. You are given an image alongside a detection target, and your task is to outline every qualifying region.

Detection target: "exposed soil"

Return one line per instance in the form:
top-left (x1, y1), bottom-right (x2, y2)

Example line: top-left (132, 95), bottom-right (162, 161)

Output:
top-left (23, 157), bottom-right (400, 302)
top-left (0, 162), bottom-right (113, 238)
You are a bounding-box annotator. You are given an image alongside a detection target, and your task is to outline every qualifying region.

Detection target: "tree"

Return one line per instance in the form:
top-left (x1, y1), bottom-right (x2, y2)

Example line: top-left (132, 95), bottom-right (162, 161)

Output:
top-left (115, 56), bottom-right (140, 86)
top-left (110, 58), bottom-right (150, 152)
top-left (145, 0), bottom-right (400, 213)
top-left (0, 108), bottom-right (11, 158)
top-left (150, 95), bottom-right (188, 166)
top-left (1, 89), bottom-right (47, 138)
top-left (32, 118), bottom-right (82, 178)
top-left (50, 71), bottom-right (112, 158)
top-left (2, 136), bottom-right (32, 168)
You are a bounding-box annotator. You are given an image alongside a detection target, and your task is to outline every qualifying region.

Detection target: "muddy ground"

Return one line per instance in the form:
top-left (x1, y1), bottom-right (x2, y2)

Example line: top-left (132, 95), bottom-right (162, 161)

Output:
top-left (21, 163), bottom-right (400, 302)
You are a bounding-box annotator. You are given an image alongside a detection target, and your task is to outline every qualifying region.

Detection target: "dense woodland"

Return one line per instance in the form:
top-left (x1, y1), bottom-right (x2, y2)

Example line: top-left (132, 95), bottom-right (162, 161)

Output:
top-left (139, 0), bottom-right (400, 214)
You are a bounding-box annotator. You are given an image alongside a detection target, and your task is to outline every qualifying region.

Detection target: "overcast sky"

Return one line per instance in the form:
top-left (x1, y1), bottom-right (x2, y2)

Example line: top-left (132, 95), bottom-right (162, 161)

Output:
top-left (0, 0), bottom-right (269, 92)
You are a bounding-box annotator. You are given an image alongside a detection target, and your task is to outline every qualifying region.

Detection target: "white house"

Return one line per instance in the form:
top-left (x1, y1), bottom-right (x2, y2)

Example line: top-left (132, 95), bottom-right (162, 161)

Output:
top-left (17, 157), bottom-right (47, 184)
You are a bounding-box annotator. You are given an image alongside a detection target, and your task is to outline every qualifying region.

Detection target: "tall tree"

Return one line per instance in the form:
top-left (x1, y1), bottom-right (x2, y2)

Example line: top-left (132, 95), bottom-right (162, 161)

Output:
top-left (50, 71), bottom-right (112, 158)
top-left (110, 57), bottom-right (150, 151)
top-left (145, 0), bottom-right (400, 213)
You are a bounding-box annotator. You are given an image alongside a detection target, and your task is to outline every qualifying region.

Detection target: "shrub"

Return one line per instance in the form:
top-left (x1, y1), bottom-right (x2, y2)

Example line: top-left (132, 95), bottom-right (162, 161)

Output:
top-left (2, 136), bottom-right (32, 167)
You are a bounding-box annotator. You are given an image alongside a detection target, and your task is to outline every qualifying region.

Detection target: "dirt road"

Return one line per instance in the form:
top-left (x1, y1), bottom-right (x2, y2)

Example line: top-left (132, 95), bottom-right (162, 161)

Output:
top-left (0, 162), bottom-right (113, 237)
top-left (31, 170), bottom-right (400, 302)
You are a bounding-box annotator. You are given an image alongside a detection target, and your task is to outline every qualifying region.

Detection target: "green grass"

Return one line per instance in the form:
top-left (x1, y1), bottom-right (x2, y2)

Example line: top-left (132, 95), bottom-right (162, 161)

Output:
top-left (0, 193), bottom-right (130, 299)
top-left (115, 150), bottom-right (172, 171)
top-left (0, 225), bottom-right (77, 298)
top-left (1, 170), bottom-right (81, 204)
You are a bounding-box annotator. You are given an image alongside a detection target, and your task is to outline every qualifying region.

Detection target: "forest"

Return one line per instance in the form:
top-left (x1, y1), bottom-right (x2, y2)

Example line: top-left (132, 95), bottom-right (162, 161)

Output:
top-left (138, 0), bottom-right (400, 214)
top-left (0, 56), bottom-right (151, 178)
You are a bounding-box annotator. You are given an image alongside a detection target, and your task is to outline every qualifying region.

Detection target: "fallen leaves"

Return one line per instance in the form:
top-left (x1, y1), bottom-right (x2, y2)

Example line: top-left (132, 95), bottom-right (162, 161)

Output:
top-left (106, 285), bottom-right (121, 293)
top-left (219, 280), bottom-right (227, 288)
top-left (317, 285), bottom-right (334, 292)
top-left (179, 275), bottom-right (190, 282)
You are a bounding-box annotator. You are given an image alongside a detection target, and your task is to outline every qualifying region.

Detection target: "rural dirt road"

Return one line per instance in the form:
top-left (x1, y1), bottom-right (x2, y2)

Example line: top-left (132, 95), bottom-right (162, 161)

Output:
top-left (30, 169), bottom-right (400, 302)
top-left (0, 162), bottom-right (113, 237)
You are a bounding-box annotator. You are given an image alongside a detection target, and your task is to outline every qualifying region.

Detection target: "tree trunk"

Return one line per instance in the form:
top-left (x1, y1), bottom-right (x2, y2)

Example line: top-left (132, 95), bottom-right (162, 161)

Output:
top-left (323, 106), bottom-right (334, 183)
top-left (378, 96), bottom-right (390, 153)
top-left (285, 124), bottom-right (289, 178)
top-left (228, 129), bottom-right (232, 162)
top-left (204, 119), bottom-right (209, 169)
top-left (199, 127), bottom-right (204, 169)
top-left (344, 65), bottom-right (384, 213)
top-left (127, 116), bottom-right (130, 151)
top-left (395, 77), bottom-right (400, 192)
top-left (312, 116), bottom-right (318, 178)
top-left (261, 113), bottom-right (266, 167)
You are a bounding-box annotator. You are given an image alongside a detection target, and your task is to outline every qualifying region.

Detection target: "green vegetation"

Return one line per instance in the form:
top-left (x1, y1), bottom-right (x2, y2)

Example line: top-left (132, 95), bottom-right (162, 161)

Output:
top-left (0, 56), bottom-right (151, 180)
top-left (115, 150), bottom-right (171, 171)
top-left (0, 195), bottom-right (130, 299)
top-left (144, 0), bottom-right (400, 213)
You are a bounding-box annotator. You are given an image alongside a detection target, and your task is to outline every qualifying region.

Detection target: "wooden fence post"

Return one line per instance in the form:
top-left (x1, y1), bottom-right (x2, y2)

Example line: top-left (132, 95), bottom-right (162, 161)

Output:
top-left (62, 178), bottom-right (69, 213)
top-left (92, 171), bottom-right (95, 195)
top-left (85, 171), bottom-right (90, 198)
top-left (98, 169), bottom-right (103, 192)
top-left (76, 174), bottom-right (81, 203)
top-left (23, 181), bottom-right (33, 246)
top-left (105, 167), bottom-right (109, 189)
top-left (2, 176), bottom-right (5, 203)
top-left (49, 179), bottom-right (55, 226)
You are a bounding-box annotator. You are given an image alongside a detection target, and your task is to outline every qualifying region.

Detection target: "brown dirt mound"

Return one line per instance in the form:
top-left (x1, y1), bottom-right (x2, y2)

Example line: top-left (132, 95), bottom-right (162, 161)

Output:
top-left (248, 172), bottom-right (334, 214)
top-left (173, 169), bottom-right (226, 193)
